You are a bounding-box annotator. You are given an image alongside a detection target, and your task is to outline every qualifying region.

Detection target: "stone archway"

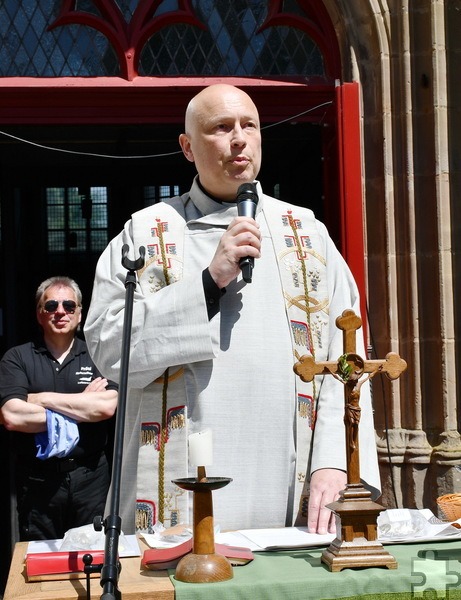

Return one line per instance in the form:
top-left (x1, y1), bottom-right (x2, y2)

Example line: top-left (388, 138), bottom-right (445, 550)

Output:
top-left (321, 0), bottom-right (461, 512)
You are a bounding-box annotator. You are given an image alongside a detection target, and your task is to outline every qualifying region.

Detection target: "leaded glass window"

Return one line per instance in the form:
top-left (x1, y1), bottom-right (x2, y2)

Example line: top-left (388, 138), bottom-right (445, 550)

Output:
top-left (46, 186), bottom-right (108, 253)
top-left (0, 1), bottom-right (118, 76)
top-left (144, 185), bottom-right (180, 206)
top-left (0, 0), bottom-right (325, 78)
top-left (140, 1), bottom-right (323, 76)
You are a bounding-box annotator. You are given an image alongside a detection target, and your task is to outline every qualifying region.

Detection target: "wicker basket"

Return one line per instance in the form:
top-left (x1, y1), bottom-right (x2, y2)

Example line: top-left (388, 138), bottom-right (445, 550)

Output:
top-left (437, 493), bottom-right (461, 521)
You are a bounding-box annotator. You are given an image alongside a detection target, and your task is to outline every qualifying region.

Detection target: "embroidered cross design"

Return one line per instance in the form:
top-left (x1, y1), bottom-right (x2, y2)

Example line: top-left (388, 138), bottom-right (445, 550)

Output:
top-left (146, 243), bottom-right (176, 268)
top-left (284, 235), bottom-right (311, 260)
top-left (151, 219), bottom-right (169, 237)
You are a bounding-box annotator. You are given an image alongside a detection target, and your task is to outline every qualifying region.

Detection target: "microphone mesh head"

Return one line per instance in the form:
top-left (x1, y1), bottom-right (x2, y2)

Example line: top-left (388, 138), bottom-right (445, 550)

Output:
top-left (236, 182), bottom-right (258, 204)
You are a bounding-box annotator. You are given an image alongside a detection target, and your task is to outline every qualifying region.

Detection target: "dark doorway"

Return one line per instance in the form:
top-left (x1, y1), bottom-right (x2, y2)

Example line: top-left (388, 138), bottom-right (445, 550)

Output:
top-left (0, 120), bottom-right (323, 353)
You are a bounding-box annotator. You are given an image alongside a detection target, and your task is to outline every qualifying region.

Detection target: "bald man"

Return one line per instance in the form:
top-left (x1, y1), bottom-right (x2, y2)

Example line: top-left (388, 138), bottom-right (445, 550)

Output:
top-left (85, 84), bottom-right (380, 536)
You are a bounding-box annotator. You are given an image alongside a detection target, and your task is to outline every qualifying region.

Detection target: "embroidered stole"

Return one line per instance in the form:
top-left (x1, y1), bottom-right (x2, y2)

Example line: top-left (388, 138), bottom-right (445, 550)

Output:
top-left (132, 194), bottom-right (330, 530)
top-left (262, 197), bottom-right (330, 524)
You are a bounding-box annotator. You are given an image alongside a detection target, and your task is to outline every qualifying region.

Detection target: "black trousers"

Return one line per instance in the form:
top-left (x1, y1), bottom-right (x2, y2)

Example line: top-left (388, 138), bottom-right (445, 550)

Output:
top-left (16, 452), bottom-right (110, 541)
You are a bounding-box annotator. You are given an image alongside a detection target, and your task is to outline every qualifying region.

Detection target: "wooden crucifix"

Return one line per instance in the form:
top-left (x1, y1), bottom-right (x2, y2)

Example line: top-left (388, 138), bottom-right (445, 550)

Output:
top-left (294, 309), bottom-right (407, 572)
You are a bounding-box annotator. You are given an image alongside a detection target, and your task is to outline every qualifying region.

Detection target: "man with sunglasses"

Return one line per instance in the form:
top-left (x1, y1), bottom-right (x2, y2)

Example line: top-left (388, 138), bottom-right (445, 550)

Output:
top-left (0, 276), bottom-right (118, 540)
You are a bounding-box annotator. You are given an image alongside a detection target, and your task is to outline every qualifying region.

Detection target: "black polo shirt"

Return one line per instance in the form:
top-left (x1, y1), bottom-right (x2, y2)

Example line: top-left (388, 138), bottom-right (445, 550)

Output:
top-left (0, 336), bottom-right (117, 461)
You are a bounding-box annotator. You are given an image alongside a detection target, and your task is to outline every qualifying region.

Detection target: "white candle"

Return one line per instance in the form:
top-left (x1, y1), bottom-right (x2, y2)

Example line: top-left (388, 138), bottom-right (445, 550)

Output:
top-left (188, 429), bottom-right (213, 467)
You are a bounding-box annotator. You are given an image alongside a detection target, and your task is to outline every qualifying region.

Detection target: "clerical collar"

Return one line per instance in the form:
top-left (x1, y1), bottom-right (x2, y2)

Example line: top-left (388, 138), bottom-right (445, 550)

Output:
top-left (190, 176), bottom-right (263, 223)
top-left (196, 179), bottom-right (228, 205)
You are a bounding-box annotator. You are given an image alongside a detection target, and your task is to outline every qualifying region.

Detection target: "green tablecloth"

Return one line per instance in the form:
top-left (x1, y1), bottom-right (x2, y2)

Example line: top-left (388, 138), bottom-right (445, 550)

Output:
top-left (170, 540), bottom-right (461, 600)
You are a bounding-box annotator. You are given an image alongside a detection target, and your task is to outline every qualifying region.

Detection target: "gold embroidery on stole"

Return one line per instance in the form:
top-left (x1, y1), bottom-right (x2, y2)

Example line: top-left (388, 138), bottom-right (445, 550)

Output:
top-left (265, 202), bottom-right (329, 524)
top-left (136, 213), bottom-right (186, 529)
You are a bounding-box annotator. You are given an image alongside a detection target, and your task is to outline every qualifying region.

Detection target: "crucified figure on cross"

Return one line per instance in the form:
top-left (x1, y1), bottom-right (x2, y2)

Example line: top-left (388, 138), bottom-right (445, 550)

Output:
top-left (334, 353), bottom-right (387, 476)
top-left (343, 370), bottom-right (366, 451)
top-left (294, 309), bottom-right (407, 486)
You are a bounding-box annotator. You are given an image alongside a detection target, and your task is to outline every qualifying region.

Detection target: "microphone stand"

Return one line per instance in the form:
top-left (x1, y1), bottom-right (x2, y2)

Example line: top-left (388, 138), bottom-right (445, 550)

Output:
top-left (92, 244), bottom-right (145, 600)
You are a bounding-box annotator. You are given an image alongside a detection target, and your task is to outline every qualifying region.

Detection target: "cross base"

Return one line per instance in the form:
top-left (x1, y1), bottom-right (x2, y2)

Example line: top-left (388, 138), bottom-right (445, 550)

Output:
top-left (321, 483), bottom-right (398, 572)
top-left (321, 537), bottom-right (398, 572)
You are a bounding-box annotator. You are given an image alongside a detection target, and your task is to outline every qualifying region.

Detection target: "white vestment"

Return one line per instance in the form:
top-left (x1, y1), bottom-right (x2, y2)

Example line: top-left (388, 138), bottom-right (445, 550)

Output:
top-left (84, 179), bottom-right (380, 533)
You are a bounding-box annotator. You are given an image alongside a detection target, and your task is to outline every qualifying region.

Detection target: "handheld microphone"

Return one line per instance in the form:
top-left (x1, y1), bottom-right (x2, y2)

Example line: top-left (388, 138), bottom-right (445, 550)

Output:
top-left (236, 182), bottom-right (259, 283)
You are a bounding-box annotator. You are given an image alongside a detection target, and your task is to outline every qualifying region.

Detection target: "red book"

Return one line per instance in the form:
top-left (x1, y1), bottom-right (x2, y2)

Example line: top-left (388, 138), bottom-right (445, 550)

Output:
top-left (142, 539), bottom-right (253, 570)
top-left (26, 550), bottom-right (106, 581)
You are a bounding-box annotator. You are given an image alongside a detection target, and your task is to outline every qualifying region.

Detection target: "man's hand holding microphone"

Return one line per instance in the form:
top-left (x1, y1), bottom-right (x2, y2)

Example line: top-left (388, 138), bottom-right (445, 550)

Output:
top-left (208, 183), bottom-right (260, 289)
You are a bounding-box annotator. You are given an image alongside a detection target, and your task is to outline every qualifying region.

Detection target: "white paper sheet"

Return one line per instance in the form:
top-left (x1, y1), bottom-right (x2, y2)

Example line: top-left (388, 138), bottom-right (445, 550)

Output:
top-left (216, 527), bottom-right (334, 551)
top-left (215, 510), bottom-right (461, 551)
top-left (27, 534), bottom-right (141, 557)
top-left (138, 509), bottom-right (461, 554)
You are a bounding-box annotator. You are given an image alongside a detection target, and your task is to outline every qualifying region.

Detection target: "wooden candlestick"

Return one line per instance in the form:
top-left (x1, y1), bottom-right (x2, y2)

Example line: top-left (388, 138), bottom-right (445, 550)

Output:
top-left (172, 468), bottom-right (233, 583)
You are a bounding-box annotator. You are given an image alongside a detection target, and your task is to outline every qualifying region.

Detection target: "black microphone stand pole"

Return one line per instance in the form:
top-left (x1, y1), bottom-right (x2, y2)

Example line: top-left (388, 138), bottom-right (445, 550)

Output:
top-left (94, 244), bottom-right (145, 600)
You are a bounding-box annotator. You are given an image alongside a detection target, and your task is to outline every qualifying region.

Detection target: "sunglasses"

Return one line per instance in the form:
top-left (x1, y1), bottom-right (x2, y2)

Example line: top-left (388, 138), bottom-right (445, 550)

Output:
top-left (43, 299), bottom-right (79, 314)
